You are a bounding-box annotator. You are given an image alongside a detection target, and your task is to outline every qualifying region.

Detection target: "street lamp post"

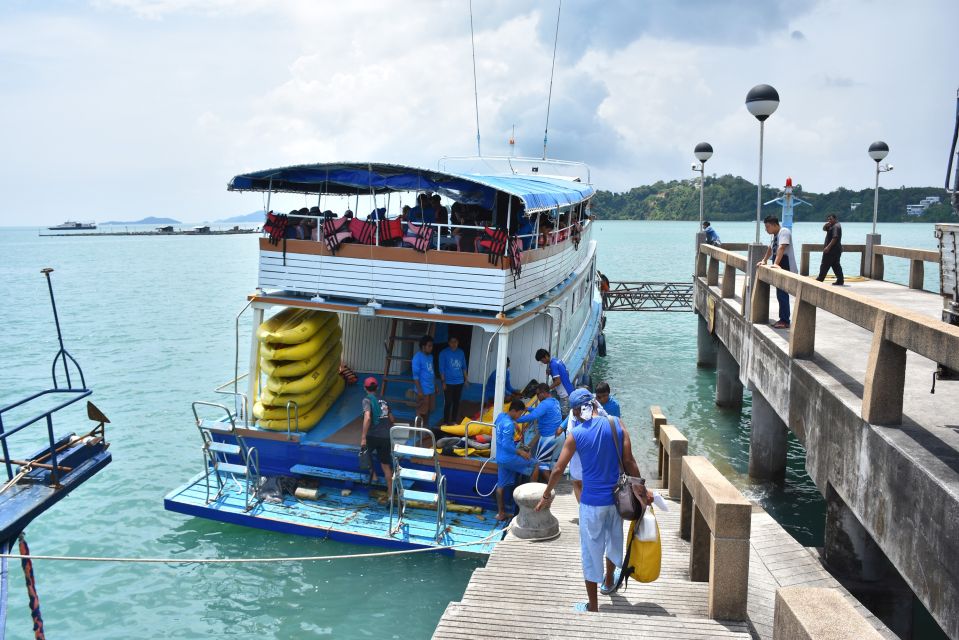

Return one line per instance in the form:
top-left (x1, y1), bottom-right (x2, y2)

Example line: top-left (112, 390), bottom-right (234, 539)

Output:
top-left (868, 141), bottom-right (893, 235)
top-left (746, 85), bottom-right (780, 243)
top-left (693, 142), bottom-right (713, 226)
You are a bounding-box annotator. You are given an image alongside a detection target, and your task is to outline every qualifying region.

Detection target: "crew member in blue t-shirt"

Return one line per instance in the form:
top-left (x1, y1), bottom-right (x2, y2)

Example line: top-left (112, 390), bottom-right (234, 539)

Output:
top-left (514, 383), bottom-right (564, 478)
top-left (594, 382), bottom-right (621, 418)
top-left (535, 389), bottom-right (647, 612)
top-left (438, 336), bottom-right (469, 426)
top-left (535, 348), bottom-right (574, 415)
top-left (494, 399), bottom-right (539, 521)
top-left (485, 358), bottom-right (517, 404)
top-left (411, 335), bottom-right (436, 431)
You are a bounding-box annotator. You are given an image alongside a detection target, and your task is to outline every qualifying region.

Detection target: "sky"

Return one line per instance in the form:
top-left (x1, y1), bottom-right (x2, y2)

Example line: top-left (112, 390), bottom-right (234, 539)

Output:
top-left (0, 0), bottom-right (956, 224)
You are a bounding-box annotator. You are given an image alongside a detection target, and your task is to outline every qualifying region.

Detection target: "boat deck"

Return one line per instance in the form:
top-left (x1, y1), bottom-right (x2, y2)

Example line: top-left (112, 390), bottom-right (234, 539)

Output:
top-left (164, 471), bottom-right (507, 555)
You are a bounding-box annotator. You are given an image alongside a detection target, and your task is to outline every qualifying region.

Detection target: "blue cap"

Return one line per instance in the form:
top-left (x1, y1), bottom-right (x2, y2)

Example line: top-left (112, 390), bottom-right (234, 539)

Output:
top-left (569, 388), bottom-right (594, 409)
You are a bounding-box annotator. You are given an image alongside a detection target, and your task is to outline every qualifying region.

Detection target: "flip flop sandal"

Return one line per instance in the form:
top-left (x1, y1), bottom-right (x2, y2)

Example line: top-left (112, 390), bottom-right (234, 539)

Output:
top-left (600, 569), bottom-right (622, 595)
top-left (573, 602), bottom-right (589, 613)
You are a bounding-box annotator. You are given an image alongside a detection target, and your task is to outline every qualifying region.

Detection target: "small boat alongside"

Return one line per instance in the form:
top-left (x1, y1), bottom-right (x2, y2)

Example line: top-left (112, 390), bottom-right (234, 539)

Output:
top-left (47, 220), bottom-right (96, 230)
top-left (164, 159), bottom-right (605, 555)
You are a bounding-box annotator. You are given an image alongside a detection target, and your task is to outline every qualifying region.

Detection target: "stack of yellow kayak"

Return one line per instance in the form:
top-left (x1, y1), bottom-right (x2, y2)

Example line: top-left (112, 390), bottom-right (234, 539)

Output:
top-left (253, 308), bottom-right (345, 432)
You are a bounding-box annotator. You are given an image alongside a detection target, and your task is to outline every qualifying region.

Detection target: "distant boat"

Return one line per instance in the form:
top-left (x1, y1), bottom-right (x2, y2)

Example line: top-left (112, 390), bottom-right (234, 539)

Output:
top-left (48, 220), bottom-right (96, 230)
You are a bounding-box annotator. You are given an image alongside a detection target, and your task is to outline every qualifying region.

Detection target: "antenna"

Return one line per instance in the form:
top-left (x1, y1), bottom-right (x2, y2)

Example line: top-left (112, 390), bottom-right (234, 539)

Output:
top-left (543, 0), bottom-right (562, 160)
top-left (509, 125), bottom-right (515, 156)
top-left (469, 0), bottom-right (482, 156)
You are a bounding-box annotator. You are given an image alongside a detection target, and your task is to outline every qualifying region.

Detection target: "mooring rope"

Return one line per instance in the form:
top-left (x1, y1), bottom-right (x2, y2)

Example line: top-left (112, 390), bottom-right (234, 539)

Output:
top-left (0, 521), bottom-right (561, 565)
top-left (18, 535), bottom-right (44, 640)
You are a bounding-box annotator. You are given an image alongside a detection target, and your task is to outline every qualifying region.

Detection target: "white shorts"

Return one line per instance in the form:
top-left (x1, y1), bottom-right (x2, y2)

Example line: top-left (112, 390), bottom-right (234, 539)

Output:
top-left (578, 503), bottom-right (624, 584)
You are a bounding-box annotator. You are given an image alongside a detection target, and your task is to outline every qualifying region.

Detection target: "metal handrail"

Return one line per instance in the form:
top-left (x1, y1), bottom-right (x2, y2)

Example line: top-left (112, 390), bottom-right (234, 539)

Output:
top-left (214, 374), bottom-right (249, 427)
top-left (285, 401), bottom-right (299, 441)
top-left (0, 389), bottom-right (91, 482)
top-left (462, 420), bottom-right (496, 443)
top-left (191, 401), bottom-right (237, 432)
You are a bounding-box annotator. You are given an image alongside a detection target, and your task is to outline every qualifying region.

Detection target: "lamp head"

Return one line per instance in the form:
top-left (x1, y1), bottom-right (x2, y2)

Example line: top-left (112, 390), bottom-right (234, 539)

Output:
top-left (868, 140), bottom-right (889, 162)
top-left (745, 84), bottom-right (780, 121)
top-left (694, 142), bottom-right (713, 162)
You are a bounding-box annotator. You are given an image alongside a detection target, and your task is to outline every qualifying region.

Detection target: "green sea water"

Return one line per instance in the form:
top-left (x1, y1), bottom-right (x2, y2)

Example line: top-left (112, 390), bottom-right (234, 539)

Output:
top-left (0, 220), bottom-right (943, 639)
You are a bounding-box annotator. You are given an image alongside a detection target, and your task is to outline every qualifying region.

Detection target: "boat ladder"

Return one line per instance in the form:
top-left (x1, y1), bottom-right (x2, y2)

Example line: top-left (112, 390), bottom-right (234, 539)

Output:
top-left (388, 423), bottom-right (447, 542)
top-left (192, 401), bottom-right (261, 512)
top-left (380, 319), bottom-right (434, 407)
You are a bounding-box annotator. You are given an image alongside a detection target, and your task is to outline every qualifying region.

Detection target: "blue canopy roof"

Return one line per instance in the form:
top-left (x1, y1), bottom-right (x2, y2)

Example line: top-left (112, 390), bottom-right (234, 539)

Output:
top-left (227, 162), bottom-right (594, 212)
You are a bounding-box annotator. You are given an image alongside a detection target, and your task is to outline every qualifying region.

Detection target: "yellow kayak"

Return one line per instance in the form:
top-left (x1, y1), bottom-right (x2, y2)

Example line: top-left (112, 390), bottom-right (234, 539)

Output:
top-left (256, 369), bottom-right (341, 417)
top-left (257, 310), bottom-right (336, 345)
top-left (259, 377), bottom-right (345, 432)
top-left (256, 307), bottom-right (303, 338)
top-left (260, 319), bottom-right (337, 361)
top-left (260, 331), bottom-right (342, 378)
top-left (265, 349), bottom-right (341, 395)
top-left (441, 421), bottom-right (493, 437)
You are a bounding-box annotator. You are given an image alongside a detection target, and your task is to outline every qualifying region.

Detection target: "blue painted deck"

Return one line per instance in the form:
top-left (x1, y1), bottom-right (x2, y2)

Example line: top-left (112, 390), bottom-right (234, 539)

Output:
top-left (164, 471), bottom-right (506, 556)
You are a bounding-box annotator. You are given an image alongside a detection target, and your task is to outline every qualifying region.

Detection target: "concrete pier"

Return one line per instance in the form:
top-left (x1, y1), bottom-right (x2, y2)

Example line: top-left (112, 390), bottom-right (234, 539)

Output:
top-left (716, 342), bottom-right (744, 407)
top-left (697, 314), bottom-right (717, 368)
top-left (695, 242), bottom-right (959, 638)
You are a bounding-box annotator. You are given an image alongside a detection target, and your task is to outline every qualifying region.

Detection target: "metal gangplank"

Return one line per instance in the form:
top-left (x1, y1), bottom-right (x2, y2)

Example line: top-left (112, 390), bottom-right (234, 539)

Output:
top-left (388, 424), bottom-right (447, 542)
top-left (602, 281), bottom-right (694, 312)
top-left (193, 401), bottom-right (261, 511)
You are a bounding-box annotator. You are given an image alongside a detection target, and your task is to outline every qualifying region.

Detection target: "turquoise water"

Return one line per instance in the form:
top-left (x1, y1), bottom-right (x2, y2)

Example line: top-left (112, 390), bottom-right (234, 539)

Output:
top-left (0, 221), bottom-right (943, 638)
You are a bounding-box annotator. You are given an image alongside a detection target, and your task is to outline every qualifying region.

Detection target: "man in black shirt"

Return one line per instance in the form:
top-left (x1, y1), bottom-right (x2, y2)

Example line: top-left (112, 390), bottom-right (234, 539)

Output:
top-left (816, 214), bottom-right (844, 286)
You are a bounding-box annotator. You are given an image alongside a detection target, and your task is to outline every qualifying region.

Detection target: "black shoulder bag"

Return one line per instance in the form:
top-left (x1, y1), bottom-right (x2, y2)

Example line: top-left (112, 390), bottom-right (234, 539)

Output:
top-left (608, 416), bottom-right (648, 521)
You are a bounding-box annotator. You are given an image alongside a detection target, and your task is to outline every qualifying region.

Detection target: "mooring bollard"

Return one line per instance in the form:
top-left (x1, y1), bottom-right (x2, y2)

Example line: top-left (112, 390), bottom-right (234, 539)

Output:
top-left (511, 482), bottom-right (560, 540)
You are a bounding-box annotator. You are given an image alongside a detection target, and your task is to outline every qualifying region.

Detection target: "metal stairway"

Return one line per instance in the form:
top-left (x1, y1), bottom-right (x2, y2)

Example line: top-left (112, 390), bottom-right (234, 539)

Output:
top-left (380, 318), bottom-right (434, 407)
top-left (193, 401), bottom-right (261, 511)
top-left (388, 424), bottom-right (447, 542)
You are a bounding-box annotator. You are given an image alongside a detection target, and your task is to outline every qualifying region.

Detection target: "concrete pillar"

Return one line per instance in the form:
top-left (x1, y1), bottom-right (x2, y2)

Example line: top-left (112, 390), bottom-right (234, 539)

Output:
top-left (689, 504), bottom-right (711, 582)
top-left (823, 484), bottom-right (914, 639)
top-left (864, 233), bottom-right (880, 279)
top-left (748, 386), bottom-right (788, 480)
top-left (746, 242), bottom-right (766, 318)
top-left (715, 342), bottom-right (744, 408)
top-left (697, 314), bottom-right (717, 368)
top-left (695, 231), bottom-right (707, 277)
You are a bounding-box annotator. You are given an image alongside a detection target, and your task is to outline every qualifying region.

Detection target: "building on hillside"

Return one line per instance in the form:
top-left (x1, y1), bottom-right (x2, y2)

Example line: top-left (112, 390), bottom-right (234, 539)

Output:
top-left (905, 196), bottom-right (942, 216)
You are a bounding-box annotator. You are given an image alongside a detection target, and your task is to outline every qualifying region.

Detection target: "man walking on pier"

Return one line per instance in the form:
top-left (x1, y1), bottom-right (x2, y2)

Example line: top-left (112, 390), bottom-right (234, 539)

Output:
top-left (758, 215), bottom-right (797, 329)
top-left (535, 388), bottom-right (644, 613)
top-left (816, 214), bottom-right (844, 286)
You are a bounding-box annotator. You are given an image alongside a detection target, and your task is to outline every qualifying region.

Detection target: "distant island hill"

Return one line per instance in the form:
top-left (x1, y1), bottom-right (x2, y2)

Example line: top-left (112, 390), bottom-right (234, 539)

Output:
top-left (100, 211), bottom-right (264, 225)
top-left (592, 174), bottom-right (956, 223)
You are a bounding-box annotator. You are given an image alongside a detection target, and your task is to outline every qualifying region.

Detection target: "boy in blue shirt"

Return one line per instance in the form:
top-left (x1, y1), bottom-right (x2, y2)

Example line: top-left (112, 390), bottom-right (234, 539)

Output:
top-left (594, 382), bottom-right (621, 418)
top-left (494, 399), bottom-right (539, 521)
top-left (438, 336), bottom-right (469, 426)
top-left (484, 357), bottom-right (517, 404)
top-left (535, 348), bottom-right (574, 415)
top-left (411, 336), bottom-right (436, 431)
top-left (514, 383), bottom-right (563, 476)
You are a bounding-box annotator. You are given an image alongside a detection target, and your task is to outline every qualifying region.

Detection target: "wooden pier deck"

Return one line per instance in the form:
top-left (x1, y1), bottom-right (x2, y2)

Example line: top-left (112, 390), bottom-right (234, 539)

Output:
top-left (433, 480), bottom-right (892, 640)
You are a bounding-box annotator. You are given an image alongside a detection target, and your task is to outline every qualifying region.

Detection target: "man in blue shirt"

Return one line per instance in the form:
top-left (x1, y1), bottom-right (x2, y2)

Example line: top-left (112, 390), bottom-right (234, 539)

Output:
top-left (535, 389), bottom-right (645, 612)
top-left (514, 383), bottom-right (563, 476)
top-left (438, 336), bottom-right (469, 426)
top-left (594, 382), bottom-right (621, 418)
top-left (535, 348), bottom-right (574, 415)
top-left (702, 220), bottom-right (721, 246)
top-left (411, 336), bottom-right (436, 431)
top-left (484, 358), bottom-right (517, 404)
top-left (494, 399), bottom-right (539, 521)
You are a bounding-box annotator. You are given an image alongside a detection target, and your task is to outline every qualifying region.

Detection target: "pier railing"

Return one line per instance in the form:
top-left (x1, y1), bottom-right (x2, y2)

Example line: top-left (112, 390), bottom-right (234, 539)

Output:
top-left (774, 587), bottom-right (884, 640)
top-left (680, 455), bottom-right (752, 621)
top-left (872, 244), bottom-right (939, 290)
top-left (798, 244), bottom-right (867, 277)
top-left (657, 424), bottom-right (688, 500)
top-left (751, 264), bottom-right (959, 425)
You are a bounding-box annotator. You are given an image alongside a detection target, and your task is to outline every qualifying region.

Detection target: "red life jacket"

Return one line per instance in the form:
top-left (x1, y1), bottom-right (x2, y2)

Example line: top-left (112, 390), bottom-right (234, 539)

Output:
top-left (479, 226), bottom-right (508, 256)
top-left (378, 218), bottom-right (403, 244)
top-left (348, 218), bottom-right (376, 245)
top-left (403, 221), bottom-right (434, 252)
top-left (338, 364), bottom-right (358, 385)
top-left (322, 217), bottom-right (351, 253)
top-left (263, 211), bottom-right (288, 246)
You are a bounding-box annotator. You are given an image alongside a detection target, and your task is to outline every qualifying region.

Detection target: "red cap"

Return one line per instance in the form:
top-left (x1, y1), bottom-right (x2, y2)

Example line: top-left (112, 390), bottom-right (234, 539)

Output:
top-left (364, 376), bottom-right (378, 389)
top-left (785, 177), bottom-right (793, 187)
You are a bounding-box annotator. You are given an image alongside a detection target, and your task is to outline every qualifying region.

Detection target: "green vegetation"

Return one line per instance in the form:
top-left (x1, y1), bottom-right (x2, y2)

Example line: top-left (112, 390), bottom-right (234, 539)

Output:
top-left (592, 174), bottom-right (955, 223)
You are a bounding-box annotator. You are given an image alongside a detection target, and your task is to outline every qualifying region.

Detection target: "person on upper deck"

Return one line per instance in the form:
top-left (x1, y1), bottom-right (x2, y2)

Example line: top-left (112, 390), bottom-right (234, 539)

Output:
top-left (536, 389), bottom-right (648, 612)
top-left (816, 214), bottom-right (844, 286)
top-left (536, 349), bottom-right (574, 415)
top-left (432, 195), bottom-right (449, 226)
top-left (485, 358), bottom-right (517, 404)
top-left (412, 335), bottom-right (437, 433)
top-left (360, 377), bottom-right (395, 490)
top-left (517, 216), bottom-right (535, 250)
top-left (702, 221), bottom-right (722, 246)
top-left (408, 193), bottom-right (435, 226)
top-left (594, 382), bottom-right (621, 418)
top-left (438, 336), bottom-right (468, 426)
top-left (494, 399), bottom-right (540, 521)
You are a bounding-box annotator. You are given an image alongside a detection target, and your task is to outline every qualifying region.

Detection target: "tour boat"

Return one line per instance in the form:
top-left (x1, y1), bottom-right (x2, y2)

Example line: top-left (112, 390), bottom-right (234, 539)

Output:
top-left (163, 158), bottom-right (605, 554)
top-left (47, 220), bottom-right (96, 230)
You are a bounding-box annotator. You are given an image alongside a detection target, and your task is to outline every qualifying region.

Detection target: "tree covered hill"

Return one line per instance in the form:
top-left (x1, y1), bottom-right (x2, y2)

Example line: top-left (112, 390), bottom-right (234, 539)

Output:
top-left (591, 174), bottom-right (955, 223)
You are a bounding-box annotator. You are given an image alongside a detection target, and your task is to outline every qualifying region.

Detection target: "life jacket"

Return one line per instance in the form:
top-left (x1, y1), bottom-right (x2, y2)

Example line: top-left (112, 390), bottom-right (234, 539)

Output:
top-left (508, 236), bottom-right (523, 280)
top-left (263, 211), bottom-right (288, 246)
top-left (378, 218), bottom-right (404, 244)
top-left (322, 217), bottom-right (351, 253)
top-left (348, 217), bottom-right (376, 245)
top-left (403, 221), bottom-right (434, 252)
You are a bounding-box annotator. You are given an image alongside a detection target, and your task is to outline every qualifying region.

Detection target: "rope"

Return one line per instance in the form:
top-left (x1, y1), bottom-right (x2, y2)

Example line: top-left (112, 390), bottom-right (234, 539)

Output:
top-left (542, 0), bottom-right (562, 159)
top-left (18, 535), bottom-right (44, 640)
top-left (468, 0), bottom-right (481, 156)
top-left (0, 542), bottom-right (8, 640)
